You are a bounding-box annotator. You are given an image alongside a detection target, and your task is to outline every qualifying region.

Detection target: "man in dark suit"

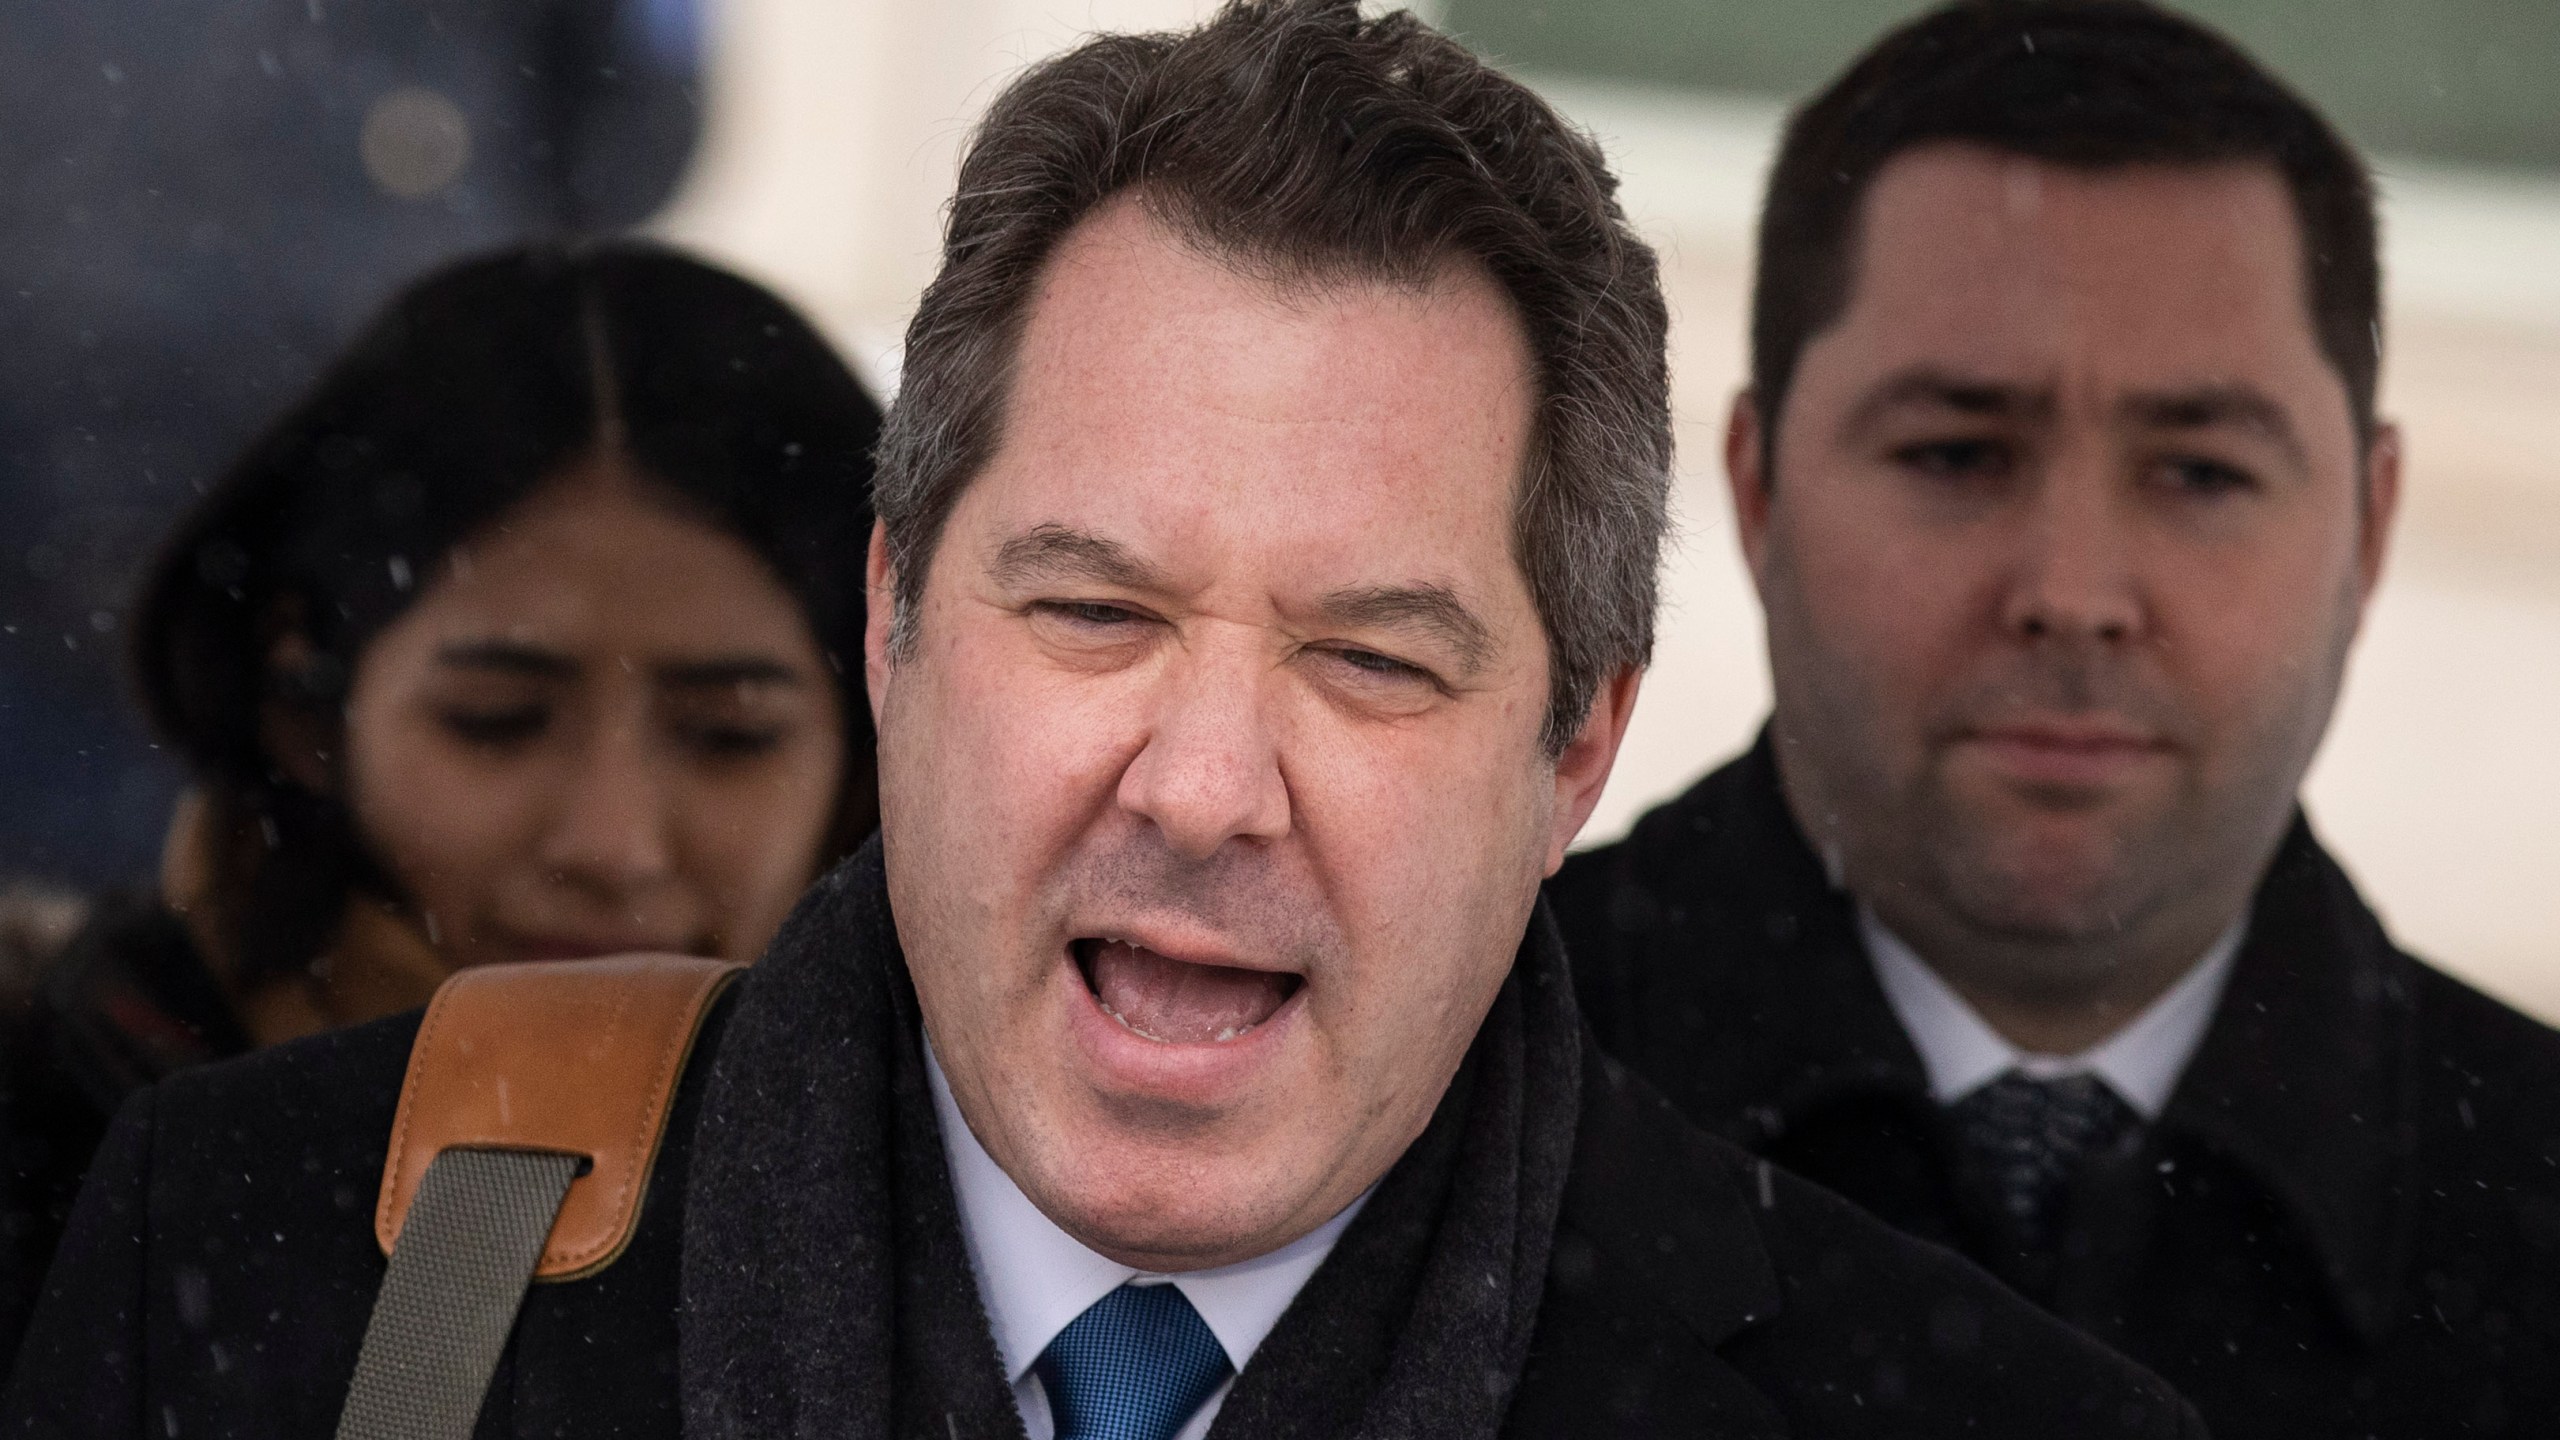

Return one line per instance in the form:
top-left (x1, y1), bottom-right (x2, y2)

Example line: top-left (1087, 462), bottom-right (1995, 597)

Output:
top-left (5, 3), bottom-right (2202, 1437)
top-left (1551, 2), bottom-right (2560, 1435)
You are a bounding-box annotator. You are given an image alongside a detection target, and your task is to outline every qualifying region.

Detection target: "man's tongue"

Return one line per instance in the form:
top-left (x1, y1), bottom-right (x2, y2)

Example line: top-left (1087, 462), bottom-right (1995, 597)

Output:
top-left (1088, 940), bottom-right (1294, 1044)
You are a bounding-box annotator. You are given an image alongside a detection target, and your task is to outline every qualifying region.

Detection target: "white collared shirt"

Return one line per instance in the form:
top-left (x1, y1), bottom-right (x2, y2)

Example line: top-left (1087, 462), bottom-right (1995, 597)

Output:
top-left (1861, 907), bottom-right (2246, 1119)
top-left (926, 1046), bottom-right (1370, 1440)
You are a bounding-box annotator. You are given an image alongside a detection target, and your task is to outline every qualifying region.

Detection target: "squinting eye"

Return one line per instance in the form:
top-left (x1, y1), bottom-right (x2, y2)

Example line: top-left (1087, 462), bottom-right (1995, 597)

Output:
top-left (1036, 600), bottom-right (1145, 628)
top-left (438, 706), bottom-right (547, 747)
top-left (1323, 646), bottom-right (1434, 684)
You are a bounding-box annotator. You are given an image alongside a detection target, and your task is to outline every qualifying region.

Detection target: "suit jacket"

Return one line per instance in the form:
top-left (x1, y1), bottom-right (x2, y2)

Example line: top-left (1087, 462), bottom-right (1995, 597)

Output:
top-left (5, 894), bottom-right (2203, 1437)
top-left (1551, 733), bottom-right (2560, 1437)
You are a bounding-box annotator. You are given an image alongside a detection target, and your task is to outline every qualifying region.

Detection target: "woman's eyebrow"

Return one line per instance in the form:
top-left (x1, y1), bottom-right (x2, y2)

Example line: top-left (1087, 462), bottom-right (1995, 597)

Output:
top-left (654, 657), bottom-right (806, 689)
top-left (435, 640), bottom-right (576, 678)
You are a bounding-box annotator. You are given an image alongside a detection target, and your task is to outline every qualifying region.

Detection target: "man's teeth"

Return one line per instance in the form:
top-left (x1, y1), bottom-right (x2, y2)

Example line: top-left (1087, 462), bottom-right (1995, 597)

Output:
top-left (1095, 997), bottom-right (1258, 1044)
top-left (1082, 935), bottom-right (1298, 1043)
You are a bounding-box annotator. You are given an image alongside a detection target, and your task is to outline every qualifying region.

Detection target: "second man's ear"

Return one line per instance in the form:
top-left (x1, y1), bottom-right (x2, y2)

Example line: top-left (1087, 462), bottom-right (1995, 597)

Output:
top-left (1724, 388), bottom-right (1777, 585)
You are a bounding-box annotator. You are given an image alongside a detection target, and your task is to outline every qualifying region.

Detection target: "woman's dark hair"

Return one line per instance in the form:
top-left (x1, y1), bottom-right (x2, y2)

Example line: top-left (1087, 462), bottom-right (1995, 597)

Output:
top-left (1754, 0), bottom-right (2381, 465)
top-left (131, 240), bottom-right (882, 986)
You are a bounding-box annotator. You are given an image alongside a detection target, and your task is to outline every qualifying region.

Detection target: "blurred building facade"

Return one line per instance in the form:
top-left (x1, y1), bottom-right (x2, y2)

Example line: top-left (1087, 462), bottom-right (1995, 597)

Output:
top-left (0, 0), bottom-right (703, 886)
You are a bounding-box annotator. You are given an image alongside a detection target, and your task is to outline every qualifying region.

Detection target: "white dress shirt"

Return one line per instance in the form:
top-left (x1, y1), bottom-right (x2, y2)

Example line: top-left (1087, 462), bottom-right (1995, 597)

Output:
top-left (1861, 907), bottom-right (2246, 1119)
top-left (926, 1046), bottom-right (1371, 1440)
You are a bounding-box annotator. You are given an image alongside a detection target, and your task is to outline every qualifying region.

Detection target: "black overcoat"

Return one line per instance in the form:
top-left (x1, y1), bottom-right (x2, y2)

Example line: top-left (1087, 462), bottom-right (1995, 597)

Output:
top-left (1550, 733), bottom-right (2560, 1437)
top-left (7, 862), bottom-right (2204, 1438)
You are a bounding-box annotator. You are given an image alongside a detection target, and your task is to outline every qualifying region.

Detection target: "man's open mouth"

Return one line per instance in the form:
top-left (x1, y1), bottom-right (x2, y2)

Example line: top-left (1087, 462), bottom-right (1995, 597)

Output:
top-left (1072, 937), bottom-right (1304, 1044)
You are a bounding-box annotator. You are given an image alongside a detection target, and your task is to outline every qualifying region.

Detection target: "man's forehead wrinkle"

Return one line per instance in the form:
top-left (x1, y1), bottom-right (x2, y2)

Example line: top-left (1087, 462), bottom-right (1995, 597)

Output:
top-left (989, 523), bottom-right (1165, 590)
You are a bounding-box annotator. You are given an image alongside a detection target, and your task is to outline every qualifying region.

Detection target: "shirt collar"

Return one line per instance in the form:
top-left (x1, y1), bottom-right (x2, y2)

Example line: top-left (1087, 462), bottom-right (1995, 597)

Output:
top-left (1862, 906), bottom-right (2245, 1119)
top-left (925, 1042), bottom-right (1368, 1387)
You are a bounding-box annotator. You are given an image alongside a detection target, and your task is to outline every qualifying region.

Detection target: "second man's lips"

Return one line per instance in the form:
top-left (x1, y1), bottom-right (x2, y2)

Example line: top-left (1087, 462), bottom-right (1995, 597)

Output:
top-left (1074, 936), bottom-right (1303, 1045)
top-left (1969, 718), bottom-right (2166, 750)
top-left (1956, 716), bottom-right (2174, 787)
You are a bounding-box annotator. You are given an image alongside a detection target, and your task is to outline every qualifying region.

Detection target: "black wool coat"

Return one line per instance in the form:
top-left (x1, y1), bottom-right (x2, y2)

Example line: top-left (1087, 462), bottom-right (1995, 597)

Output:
top-left (1550, 734), bottom-right (2560, 1438)
top-left (7, 867), bottom-right (2203, 1438)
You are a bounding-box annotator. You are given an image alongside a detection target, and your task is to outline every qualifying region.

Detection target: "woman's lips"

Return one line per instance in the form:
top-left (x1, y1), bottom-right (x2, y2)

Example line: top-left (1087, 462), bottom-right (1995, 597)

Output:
top-left (1074, 938), bottom-right (1301, 1045)
top-left (504, 932), bottom-right (696, 964)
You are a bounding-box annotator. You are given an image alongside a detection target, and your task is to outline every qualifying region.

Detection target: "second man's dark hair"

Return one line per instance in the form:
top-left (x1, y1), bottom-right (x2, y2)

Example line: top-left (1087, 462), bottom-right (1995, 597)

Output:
top-left (1752, 0), bottom-right (2381, 467)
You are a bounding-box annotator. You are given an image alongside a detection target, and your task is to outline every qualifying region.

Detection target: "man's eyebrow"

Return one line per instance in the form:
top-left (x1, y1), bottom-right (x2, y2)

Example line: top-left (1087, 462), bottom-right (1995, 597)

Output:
top-left (655, 658), bottom-right (805, 689)
top-left (1839, 367), bottom-right (2055, 437)
top-left (1316, 583), bottom-right (1496, 675)
top-left (435, 641), bottom-right (575, 678)
top-left (989, 523), bottom-right (1167, 591)
top-left (2118, 384), bottom-right (2309, 471)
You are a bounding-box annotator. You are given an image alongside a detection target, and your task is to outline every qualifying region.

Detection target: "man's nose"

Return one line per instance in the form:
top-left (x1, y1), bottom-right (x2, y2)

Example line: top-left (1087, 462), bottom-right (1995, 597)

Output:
top-left (1115, 649), bottom-right (1293, 861)
top-left (1998, 459), bottom-right (2147, 647)
top-left (539, 722), bottom-right (678, 894)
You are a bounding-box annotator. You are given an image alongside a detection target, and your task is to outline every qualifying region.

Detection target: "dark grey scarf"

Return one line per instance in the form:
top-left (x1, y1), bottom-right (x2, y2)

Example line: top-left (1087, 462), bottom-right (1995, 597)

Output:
top-left (680, 840), bottom-right (1582, 1440)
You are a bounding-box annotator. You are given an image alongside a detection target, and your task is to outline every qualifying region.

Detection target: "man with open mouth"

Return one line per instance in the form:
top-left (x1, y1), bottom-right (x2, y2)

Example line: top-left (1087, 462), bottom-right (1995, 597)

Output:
top-left (11, 3), bottom-right (2203, 1436)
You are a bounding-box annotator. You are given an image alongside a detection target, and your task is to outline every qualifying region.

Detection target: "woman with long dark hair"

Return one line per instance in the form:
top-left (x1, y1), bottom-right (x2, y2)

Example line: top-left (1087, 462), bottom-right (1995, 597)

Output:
top-left (0, 242), bottom-right (881, 1342)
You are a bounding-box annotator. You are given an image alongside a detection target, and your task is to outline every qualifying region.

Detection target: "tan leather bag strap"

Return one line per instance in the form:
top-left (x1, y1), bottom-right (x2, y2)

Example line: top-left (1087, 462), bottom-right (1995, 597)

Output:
top-left (374, 953), bottom-right (743, 1282)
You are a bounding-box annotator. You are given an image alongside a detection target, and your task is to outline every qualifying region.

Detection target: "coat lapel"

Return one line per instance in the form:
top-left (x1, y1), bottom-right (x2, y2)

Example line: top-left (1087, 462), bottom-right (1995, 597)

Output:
top-left (677, 843), bottom-right (1017, 1440)
top-left (2158, 820), bottom-right (2421, 1344)
top-left (1504, 1047), bottom-right (1793, 1438)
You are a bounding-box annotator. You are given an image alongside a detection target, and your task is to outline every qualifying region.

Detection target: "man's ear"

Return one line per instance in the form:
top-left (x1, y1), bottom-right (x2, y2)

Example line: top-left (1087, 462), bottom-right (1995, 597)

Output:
top-left (863, 519), bottom-right (897, 724)
top-left (1724, 388), bottom-right (1775, 587)
top-left (1545, 664), bottom-right (1644, 875)
top-left (258, 626), bottom-right (336, 794)
top-left (2354, 420), bottom-right (2404, 608)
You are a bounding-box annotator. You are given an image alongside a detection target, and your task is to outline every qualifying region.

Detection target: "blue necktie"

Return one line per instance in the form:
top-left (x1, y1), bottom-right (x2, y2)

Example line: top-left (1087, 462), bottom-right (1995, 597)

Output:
top-left (1035, 1282), bottom-right (1234, 1440)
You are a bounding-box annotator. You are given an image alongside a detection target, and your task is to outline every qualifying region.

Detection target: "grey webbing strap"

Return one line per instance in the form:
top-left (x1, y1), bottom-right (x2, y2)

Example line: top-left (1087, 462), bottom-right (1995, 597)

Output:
top-left (334, 1147), bottom-right (583, 1440)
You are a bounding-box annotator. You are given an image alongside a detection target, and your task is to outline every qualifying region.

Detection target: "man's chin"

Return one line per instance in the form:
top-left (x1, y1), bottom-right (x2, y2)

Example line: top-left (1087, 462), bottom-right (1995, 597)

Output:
top-left (1924, 820), bottom-right (2146, 942)
top-left (1937, 856), bottom-right (2151, 948)
top-left (1032, 1160), bottom-right (1325, 1273)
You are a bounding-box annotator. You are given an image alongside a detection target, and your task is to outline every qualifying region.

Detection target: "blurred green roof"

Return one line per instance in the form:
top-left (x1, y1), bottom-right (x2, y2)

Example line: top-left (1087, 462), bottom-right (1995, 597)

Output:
top-left (1444, 0), bottom-right (2559, 172)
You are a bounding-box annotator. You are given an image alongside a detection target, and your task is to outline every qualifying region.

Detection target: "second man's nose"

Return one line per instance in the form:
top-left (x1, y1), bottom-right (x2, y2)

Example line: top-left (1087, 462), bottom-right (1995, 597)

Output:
top-left (1999, 471), bottom-right (2146, 647)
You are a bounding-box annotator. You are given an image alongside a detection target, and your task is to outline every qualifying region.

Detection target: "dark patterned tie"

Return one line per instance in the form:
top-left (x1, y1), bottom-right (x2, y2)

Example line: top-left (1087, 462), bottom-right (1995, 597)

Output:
top-left (1036, 1282), bottom-right (1234, 1440)
top-left (1948, 1070), bottom-right (2140, 1258)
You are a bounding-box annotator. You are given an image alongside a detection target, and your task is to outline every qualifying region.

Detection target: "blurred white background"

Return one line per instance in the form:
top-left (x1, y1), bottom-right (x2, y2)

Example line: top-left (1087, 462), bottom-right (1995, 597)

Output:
top-left (654, 0), bottom-right (2560, 1020)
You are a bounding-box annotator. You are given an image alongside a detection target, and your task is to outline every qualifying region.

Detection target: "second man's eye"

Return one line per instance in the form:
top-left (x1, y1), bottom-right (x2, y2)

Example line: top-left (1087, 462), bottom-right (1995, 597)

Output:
top-left (2154, 455), bottom-right (2259, 497)
top-left (1892, 437), bottom-right (2013, 479)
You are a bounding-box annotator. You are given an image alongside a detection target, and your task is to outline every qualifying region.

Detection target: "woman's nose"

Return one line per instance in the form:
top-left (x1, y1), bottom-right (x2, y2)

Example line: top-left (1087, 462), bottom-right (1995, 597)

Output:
top-left (538, 723), bottom-right (678, 893)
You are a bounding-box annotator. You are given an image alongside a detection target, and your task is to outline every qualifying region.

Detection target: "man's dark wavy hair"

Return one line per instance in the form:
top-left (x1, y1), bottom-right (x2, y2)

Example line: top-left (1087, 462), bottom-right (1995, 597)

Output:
top-left (1753, 0), bottom-right (2381, 465)
top-left (874, 0), bottom-right (1672, 753)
